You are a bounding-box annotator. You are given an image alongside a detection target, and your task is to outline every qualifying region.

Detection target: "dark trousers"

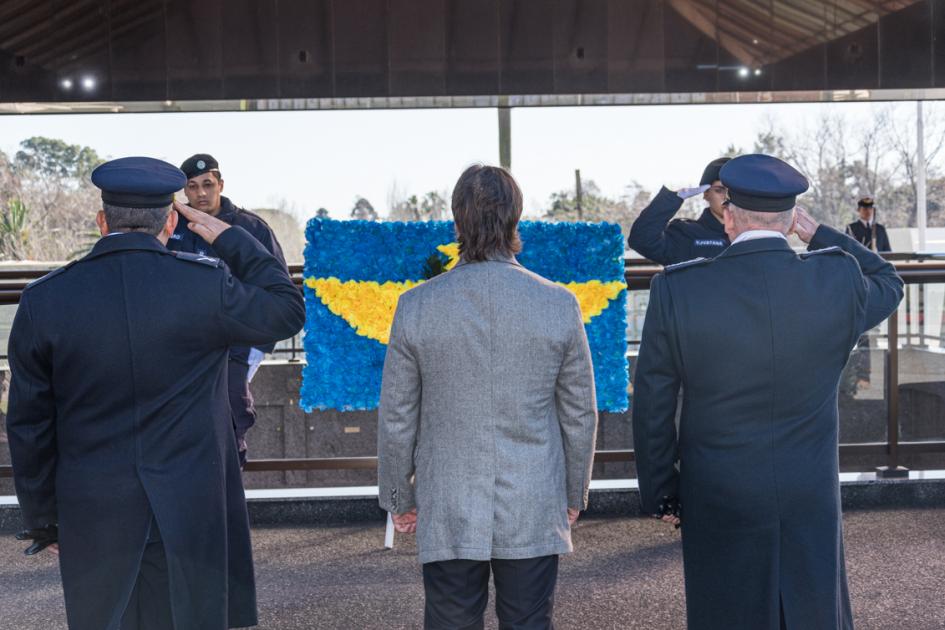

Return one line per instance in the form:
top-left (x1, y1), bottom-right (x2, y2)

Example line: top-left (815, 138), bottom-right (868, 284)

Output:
top-left (422, 555), bottom-right (558, 630)
top-left (120, 542), bottom-right (174, 630)
top-left (227, 359), bottom-right (256, 467)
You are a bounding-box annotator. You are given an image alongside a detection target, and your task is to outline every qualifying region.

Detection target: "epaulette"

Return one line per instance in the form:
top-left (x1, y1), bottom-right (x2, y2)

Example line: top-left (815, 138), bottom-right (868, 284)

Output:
top-left (24, 262), bottom-right (76, 290)
top-left (664, 257), bottom-right (710, 273)
top-left (800, 246), bottom-right (843, 259)
top-left (172, 251), bottom-right (224, 268)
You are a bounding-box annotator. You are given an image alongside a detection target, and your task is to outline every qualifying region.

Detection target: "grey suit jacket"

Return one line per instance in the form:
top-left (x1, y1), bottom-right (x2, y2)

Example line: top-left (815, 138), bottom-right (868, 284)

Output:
top-left (378, 255), bottom-right (598, 564)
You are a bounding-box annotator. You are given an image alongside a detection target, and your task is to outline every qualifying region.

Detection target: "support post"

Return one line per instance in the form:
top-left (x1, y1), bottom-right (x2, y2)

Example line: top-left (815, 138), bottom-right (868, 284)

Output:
top-left (878, 309), bottom-right (908, 478)
top-left (575, 169), bottom-right (584, 221)
top-left (498, 98), bottom-right (511, 170)
top-left (917, 100), bottom-right (927, 251)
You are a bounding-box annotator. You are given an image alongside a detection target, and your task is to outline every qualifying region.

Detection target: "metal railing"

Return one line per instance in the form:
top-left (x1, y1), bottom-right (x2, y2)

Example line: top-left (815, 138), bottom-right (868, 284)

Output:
top-left (2, 256), bottom-right (945, 481)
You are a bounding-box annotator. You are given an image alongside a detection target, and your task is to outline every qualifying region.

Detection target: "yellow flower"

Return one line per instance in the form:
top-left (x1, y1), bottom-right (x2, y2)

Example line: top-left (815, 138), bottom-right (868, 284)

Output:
top-left (306, 275), bottom-right (626, 344)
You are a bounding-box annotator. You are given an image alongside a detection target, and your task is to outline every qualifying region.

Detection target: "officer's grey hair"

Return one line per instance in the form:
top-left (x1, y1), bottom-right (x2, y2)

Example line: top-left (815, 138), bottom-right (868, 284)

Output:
top-left (102, 203), bottom-right (171, 236)
top-left (727, 204), bottom-right (794, 235)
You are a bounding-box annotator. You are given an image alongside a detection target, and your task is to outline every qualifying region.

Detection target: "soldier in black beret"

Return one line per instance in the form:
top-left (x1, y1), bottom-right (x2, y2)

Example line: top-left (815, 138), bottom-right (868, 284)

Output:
top-left (633, 154), bottom-right (903, 629)
top-left (845, 196), bottom-right (891, 252)
top-left (6, 156), bottom-right (305, 629)
top-left (172, 153), bottom-right (291, 467)
top-left (628, 157), bottom-right (732, 265)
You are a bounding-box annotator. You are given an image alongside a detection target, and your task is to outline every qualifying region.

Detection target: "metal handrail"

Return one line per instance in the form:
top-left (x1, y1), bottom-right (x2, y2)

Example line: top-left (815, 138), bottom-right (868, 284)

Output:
top-left (4, 441), bottom-right (945, 479)
top-left (2, 257), bottom-right (945, 479)
top-left (0, 260), bottom-right (942, 304)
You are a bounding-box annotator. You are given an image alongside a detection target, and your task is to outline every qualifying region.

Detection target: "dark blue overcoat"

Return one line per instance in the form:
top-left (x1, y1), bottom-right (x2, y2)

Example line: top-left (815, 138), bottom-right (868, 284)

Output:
top-left (628, 186), bottom-right (730, 264)
top-left (633, 225), bottom-right (902, 629)
top-left (6, 226), bottom-right (305, 629)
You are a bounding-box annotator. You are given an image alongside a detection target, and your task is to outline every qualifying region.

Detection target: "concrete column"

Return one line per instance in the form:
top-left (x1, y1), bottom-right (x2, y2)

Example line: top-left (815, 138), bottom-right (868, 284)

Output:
top-left (498, 97), bottom-right (511, 170)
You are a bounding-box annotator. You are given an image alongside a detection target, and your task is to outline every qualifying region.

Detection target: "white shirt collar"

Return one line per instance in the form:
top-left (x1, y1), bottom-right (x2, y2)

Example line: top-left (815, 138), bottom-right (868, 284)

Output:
top-left (732, 230), bottom-right (788, 245)
top-left (859, 218), bottom-right (872, 228)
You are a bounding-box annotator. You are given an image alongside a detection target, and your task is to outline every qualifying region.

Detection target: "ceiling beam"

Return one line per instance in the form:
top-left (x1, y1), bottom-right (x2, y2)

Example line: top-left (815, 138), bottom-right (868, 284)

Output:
top-left (667, 0), bottom-right (759, 66)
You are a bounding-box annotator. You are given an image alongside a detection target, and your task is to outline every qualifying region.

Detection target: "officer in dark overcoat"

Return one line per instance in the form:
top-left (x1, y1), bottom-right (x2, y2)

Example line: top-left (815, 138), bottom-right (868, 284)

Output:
top-left (6, 157), bottom-right (305, 630)
top-left (845, 197), bottom-right (891, 253)
top-left (632, 154), bottom-right (903, 629)
top-left (628, 157), bottom-right (731, 264)
top-left (168, 153), bottom-right (289, 466)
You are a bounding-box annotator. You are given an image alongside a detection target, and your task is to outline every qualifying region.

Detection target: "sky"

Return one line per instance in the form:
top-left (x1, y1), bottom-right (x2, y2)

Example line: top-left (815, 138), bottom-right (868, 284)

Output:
top-left (0, 100), bottom-right (931, 222)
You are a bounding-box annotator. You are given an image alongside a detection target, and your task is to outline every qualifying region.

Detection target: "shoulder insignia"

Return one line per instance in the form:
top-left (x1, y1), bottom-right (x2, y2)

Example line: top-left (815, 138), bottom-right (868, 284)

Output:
top-left (664, 257), bottom-right (710, 273)
top-left (25, 262), bottom-right (76, 289)
top-left (800, 246), bottom-right (843, 259)
top-left (172, 251), bottom-right (223, 268)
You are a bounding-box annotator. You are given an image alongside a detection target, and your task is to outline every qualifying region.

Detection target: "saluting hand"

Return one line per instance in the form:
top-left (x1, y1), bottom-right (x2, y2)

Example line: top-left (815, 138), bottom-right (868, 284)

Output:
top-left (676, 184), bottom-right (710, 200)
top-left (791, 206), bottom-right (820, 244)
top-left (174, 201), bottom-right (231, 245)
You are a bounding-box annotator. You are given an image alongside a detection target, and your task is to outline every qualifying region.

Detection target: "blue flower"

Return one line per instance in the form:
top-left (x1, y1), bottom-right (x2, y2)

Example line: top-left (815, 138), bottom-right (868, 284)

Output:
top-left (300, 218), bottom-right (628, 412)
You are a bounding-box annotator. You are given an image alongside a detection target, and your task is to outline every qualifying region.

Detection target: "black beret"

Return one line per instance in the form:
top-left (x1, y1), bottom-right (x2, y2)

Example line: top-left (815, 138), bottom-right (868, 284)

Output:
top-left (719, 154), bottom-right (809, 212)
top-left (699, 157), bottom-right (731, 186)
top-left (180, 153), bottom-right (220, 179)
top-left (91, 157), bottom-right (186, 208)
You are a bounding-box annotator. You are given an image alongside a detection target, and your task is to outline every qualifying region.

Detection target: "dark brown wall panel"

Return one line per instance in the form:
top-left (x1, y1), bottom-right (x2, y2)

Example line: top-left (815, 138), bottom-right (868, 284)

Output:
top-left (277, 0), bottom-right (332, 98)
top-left (0, 0), bottom-right (59, 102)
top-left (606, 0), bottom-right (664, 93)
top-left (165, 0), bottom-right (224, 99)
top-left (223, 0), bottom-right (279, 98)
top-left (663, 2), bottom-right (718, 93)
top-left (0, 1), bottom-right (940, 103)
top-left (446, 0), bottom-right (499, 95)
top-left (390, 0), bottom-right (446, 96)
top-left (770, 44), bottom-right (826, 92)
top-left (826, 21), bottom-right (879, 90)
top-left (930, 0), bottom-right (945, 87)
top-left (333, 0), bottom-right (388, 97)
top-left (879, 1), bottom-right (932, 89)
top-left (500, 0), bottom-right (554, 94)
top-left (553, 0), bottom-right (607, 94)
top-left (109, 0), bottom-right (167, 101)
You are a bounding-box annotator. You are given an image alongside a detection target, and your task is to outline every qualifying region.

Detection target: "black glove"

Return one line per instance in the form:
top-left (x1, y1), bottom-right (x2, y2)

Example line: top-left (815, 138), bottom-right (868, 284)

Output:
top-left (16, 524), bottom-right (58, 556)
top-left (655, 495), bottom-right (681, 530)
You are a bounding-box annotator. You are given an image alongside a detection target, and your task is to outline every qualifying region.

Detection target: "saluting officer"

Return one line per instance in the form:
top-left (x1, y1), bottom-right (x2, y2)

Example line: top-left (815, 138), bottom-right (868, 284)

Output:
top-left (628, 157), bottom-right (731, 264)
top-left (169, 153), bottom-right (289, 466)
top-left (632, 154), bottom-right (902, 629)
top-left (845, 196), bottom-right (891, 252)
top-left (6, 157), bottom-right (305, 630)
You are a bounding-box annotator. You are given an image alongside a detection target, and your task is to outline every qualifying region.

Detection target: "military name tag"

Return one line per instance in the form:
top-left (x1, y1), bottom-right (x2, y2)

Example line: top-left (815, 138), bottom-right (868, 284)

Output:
top-left (694, 239), bottom-right (725, 247)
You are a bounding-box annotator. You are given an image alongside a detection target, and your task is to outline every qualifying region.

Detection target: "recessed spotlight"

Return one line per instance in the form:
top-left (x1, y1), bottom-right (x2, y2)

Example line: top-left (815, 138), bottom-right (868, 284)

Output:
top-left (738, 67), bottom-right (750, 78)
top-left (81, 76), bottom-right (96, 90)
top-left (60, 78), bottom-right (73, 90)
top-left (754, 68), bottom-right (762, 76)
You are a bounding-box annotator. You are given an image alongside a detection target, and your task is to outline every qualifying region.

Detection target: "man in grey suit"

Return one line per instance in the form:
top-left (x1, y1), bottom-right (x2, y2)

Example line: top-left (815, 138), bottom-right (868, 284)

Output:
top-left (378, 164), bottom-right (598, 629)
top-left (633, 154), bottom-right (903, 629)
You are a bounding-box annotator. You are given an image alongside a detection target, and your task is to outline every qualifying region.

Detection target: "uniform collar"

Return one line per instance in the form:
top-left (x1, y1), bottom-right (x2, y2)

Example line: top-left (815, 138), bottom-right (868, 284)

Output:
top-left (216, 196), bottom-right (238, 220)
top-left (83, 231), bottom-right (167, 261)
top-left (454, 253), bottom-right (521, 269)
top-left (732, 229), bottom-right (787, 244)
top-left (697, 207), bottom-right (726, 234)
top-left (717, 235), bottom-right (794, 259)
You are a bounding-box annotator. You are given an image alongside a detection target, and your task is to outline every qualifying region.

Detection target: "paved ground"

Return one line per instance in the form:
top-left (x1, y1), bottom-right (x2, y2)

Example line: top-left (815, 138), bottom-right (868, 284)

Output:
top-left (1, 509), bottom-right (943, 629)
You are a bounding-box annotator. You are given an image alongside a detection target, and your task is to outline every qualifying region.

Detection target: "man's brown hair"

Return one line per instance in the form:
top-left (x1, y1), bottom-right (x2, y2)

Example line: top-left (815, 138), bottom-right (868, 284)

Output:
top-left (451, 164), bottom-right (523, 262)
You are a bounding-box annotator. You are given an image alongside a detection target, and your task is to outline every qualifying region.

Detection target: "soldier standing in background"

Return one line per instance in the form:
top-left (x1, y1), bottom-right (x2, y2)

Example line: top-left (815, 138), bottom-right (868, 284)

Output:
top-left (169, 153), bottom-right (290, 467)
